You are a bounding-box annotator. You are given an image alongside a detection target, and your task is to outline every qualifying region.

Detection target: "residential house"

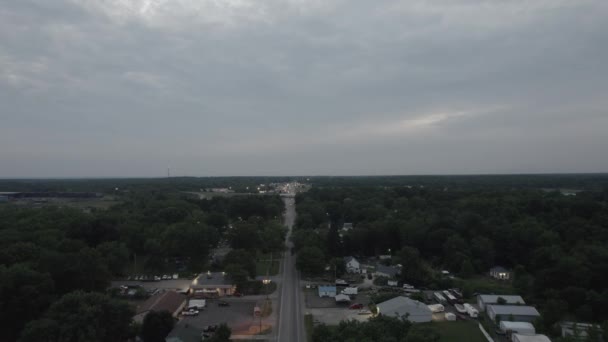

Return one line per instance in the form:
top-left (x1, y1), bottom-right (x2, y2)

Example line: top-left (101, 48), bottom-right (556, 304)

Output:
top-left (374, 264), bottom-right (400, 278)
top-left (344, 256), bottom-right (360, 273)
top-left (490, 266), bottom-right (511, 280)
top-left (134, 291), bottom-right (186, 323)
top-left (477, 294), bottom-right (525, 311)
top-left (318, 286), bottom-right (337, 298)
top-left (190, 271), bottom-right (237, 298)
top-left (376, 296), bottom-right (432, 323)
top-left (487, 305), bottom-right (541, 323)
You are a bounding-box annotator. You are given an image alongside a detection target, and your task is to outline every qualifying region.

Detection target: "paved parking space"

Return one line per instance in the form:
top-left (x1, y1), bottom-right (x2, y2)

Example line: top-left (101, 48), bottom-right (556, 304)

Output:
top-left (111, 279), bottom-right (193, 292)
top-left (179, 299), bottom-right (257, 334)
top-left (308, 308), bottom-right (371, 325)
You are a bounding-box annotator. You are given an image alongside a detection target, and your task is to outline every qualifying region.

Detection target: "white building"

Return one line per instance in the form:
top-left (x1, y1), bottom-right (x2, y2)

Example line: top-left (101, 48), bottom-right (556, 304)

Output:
top-left (344, 256), bottom-right (360, 273)
top-left (490, 266), bottom-right (511, 280)
top-left (511, 334), bottom-right (551, 342)
top-left (487, 305), bottom-right (540, 323)
top-left (499, 321), bottom-right (535, 335)
top-left (376, 296), bottom-right (432, 323)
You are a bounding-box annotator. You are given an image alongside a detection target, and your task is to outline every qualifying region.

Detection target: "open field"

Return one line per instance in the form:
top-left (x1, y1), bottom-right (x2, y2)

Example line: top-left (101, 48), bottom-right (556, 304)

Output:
top-left (427, 321), bottom-right (487, 342)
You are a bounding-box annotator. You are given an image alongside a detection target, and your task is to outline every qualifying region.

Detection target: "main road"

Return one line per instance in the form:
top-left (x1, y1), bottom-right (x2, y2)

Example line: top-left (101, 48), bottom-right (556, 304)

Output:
top-left (277, 195), bottom-right (306, 342)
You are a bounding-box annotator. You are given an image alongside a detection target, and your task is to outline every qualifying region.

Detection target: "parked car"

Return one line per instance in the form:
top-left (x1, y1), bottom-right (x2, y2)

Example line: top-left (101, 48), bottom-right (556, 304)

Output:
top-left (233, 292), bottom-right (243, 297)
top-left (218, 301), bottom-right (230, 307)
top-left (203, 325), bottom-right (218, 332)
top-left (349, 303), bottom-right (363, 310)
top-left (182, 310), bottom-right (199, 316)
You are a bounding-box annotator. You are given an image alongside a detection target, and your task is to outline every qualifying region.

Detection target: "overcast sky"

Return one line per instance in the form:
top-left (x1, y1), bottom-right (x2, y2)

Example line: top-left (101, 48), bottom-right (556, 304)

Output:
top-left (1, 0), bottom-right (607, 177)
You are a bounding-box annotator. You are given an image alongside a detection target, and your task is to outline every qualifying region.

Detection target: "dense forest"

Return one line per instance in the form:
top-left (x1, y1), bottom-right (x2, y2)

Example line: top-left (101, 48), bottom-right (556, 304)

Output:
top-left (0, 189), bottom-right (283, 341)
top-left (294, 185), bottom-right (608, 333)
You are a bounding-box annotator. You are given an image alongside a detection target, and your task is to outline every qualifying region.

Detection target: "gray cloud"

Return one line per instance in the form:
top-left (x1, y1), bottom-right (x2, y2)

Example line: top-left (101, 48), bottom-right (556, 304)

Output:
top-left (1, 0), bottom-right (607, 177)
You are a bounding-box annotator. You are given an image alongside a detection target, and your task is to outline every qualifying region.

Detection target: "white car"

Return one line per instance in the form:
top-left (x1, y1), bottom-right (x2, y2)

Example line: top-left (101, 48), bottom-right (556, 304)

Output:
top-left (182, 310), bottom-right (199, 316)
top-left (403, 284), bottom-right (414, 289)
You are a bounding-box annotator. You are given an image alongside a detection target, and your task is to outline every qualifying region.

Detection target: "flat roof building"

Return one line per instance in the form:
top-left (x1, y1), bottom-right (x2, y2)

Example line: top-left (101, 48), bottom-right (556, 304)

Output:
top-left (487, 305), bottom-right (540, 323)
top-left (477, 294), bottom-right (525, 311)
top-left (190, 271), bottom-right (236, 298)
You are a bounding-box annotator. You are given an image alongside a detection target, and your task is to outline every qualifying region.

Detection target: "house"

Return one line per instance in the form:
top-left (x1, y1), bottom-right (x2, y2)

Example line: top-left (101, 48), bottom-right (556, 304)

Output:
top-left (490, 266), bottom-right (511, 280)
top-left (166, 323), bottom-right (204, 342)
top-left (487, 305), bottom-right (541, 323)
top-left (344, 256), bottom-right (360, 273)
top-left (134, 291), bottom-right (187, 323)
top-left (190, 271), bottom-right (237, 298)
top-left (511, 334), bottom-right (552, 342)
top-left (376, 296), bottom-right (432, 323)
top-left (318, 286), bottom-right (337, 298)
top-left (477, 294), bottom-right (525, 311)
top-left (374, 264), bottom-right (400, 278)
top-left (342, 223), bottom-right (353, 232)
top-left (560, 321), bottom-right (603, 340)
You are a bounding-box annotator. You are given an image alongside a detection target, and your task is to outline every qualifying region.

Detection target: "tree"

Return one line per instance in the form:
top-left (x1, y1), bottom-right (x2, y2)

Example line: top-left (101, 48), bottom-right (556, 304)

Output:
top-left (0, 264), bottom-right (55, 341)
top-left (459, 259), bottom-right (475, 278)
top-left (141, 310), bottom-right (175, 342)
top-left (406, 325), bottom-right (440, 342)
top-left (224, 249), bottom-right (256, 278)
top-left (398, 247), bottom-right (431, 286)
top-left (19, 291), bottom-right (134, 342)
top-left (296, 246), bottom-right (325, 276)
top-left (225, 264), bottom-right (249, 289)
top-left (208, 323), bottom-right (231, 342)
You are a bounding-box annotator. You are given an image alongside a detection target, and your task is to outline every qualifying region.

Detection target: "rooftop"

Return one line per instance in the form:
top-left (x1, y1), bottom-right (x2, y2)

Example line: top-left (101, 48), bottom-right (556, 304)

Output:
top-left (137, 291), bottom-right (186, 315)
top-left (488, 305), bottom-right (540, 316)
top-left (479, 295), bottom-right (525, 304)
top-left (375, 264), bottom-right (400, 277)
top-left (491, 266), bottom-right (509, 272)
top-left (191, 272), bottom-right (234, 288)
top-left (500, 321), bottom-right (535, 330)
top-left (377, 296), bottom-right (432, 318)
top-left (511, 334), bottom-right (551, 342)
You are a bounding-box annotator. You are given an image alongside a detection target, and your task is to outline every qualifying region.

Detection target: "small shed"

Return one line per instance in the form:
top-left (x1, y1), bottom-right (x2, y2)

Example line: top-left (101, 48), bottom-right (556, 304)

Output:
top-left (335, 294), bottom-right (351, 303)
top-left (490, 266), bottom-right (511, 280)
top-left (318, 285), bottom-right (337, 298)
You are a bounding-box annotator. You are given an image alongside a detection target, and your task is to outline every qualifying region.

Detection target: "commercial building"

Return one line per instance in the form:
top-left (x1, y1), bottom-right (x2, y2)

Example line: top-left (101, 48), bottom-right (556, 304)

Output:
top-left (487, 305), bottom-right (540, 323)
top-left (190, 271), bottom-right (237, 298)
top-left (318, 285), bottom-right (337, 298)
top-left (376, 296), bottom-right (432, 323)
top-left (477, 294), bottom-right (525, 311)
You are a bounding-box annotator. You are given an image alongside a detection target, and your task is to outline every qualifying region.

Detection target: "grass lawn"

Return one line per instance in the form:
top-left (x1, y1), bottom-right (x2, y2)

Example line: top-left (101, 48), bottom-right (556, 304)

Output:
top-left (456, 276), bottom-right (515, 303)
top-left (256, 253), bottom-right (280, 276)
top-left (304, 314), bottom-right (314, 342)
top-left (427, 321), bottom-right (487, 342)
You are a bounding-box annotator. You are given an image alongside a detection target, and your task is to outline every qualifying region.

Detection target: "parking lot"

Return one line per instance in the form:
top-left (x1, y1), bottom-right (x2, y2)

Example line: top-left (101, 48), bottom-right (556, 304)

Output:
top-left (110, 279), bottom-right (193, 293)
top-left (179, 299), bottom-right (257, 334)
top-left (308, 308), bottom-right (372, 325)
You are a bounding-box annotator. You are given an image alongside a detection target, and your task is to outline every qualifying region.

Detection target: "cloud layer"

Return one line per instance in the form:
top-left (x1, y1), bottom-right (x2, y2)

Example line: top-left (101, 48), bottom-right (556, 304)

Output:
top-left (1, 0), bottom-right (607, 177)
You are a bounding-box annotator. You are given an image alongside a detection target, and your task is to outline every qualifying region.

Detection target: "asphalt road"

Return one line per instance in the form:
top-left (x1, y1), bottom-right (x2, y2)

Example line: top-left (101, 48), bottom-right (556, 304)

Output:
top-left (277, 196), bottom-right (306, 342)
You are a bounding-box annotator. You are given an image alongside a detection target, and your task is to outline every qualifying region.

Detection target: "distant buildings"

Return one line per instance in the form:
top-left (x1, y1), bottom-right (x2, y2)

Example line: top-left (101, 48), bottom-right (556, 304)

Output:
top-left (560, 321), bottom-right (603, 340)
top-left (376, 296), bottom-right (432, 323)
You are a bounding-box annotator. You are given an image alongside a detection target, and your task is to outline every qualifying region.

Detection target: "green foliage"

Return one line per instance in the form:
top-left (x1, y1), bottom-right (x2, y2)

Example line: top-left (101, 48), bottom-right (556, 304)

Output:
top-left (19, 291), bottom-right (134, 342)
top-left (224, 249), bottom-right (256, 278)
top-left (208, 323), bottom-right (231, 342)
top-left (141, 310), bottom-right (175, 342)
top-left (296, 246), bottom-right (326, 276)
top-left (312, 315), bottom-right (412, 342)
top-left (406, 325), bottom-right (440, 342)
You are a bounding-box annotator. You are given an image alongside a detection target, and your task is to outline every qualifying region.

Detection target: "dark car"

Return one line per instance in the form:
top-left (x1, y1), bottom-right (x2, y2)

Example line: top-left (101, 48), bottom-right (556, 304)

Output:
top-left (218, 301), bottom-right (230, 307)
top-left (203, 325), bottom-right (218, 333)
